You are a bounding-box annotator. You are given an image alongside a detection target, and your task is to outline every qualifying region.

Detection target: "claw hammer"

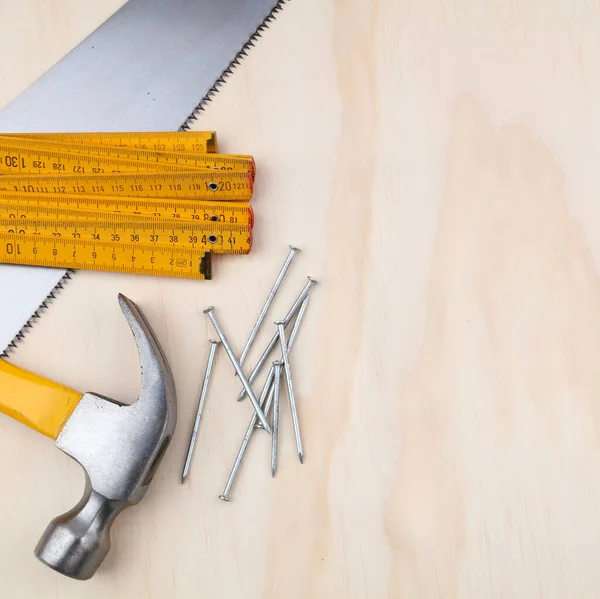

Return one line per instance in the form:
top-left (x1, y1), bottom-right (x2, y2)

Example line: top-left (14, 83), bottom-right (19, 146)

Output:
top-left (0, 294), bottom-right (177, 580)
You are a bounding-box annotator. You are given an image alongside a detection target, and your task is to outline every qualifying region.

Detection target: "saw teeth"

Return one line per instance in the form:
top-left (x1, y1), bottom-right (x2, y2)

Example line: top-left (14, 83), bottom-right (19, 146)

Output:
top-left (180, 0), bottom-right (290, 130)
top-left (0, 270), bottom-right (74, 358)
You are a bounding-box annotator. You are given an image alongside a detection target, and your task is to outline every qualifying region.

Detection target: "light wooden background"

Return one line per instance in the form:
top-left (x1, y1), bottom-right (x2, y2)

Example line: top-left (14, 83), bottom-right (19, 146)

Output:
top-left (1, 0), bottom-right (600, 597)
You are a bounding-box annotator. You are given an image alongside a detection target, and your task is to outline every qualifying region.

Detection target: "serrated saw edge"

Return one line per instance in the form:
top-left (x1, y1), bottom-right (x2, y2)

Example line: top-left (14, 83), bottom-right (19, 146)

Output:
top-left (1, 271), bottom-right (72, 357)
top-left (3, 0), bottom-right (290, 356)
top-left (181, 0), bottom-right (290, 128)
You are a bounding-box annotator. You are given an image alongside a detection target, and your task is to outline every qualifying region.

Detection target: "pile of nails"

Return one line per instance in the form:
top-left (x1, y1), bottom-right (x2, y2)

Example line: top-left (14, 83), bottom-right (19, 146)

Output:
top-left (181, 245), bottom-right (318, 501)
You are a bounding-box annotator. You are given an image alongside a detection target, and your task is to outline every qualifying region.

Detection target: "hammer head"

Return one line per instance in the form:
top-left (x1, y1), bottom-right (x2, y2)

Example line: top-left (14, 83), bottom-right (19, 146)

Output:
top-left (35, 294), bottom-right (177, 580)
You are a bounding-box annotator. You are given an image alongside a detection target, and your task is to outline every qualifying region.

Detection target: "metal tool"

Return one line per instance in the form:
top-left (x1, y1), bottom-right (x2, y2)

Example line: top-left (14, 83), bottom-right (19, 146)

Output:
top-left (276, 320), bottom-right (303, 463)
top-left (220, 295), bottom-right (310, 500)
top-left (0, 0), bottom-right (288, 354)
top-left (181, 339), bottom-right (220, 484)
top-left (238, 245), bottom-right (300, 368)
top-left (271, 361), bottom-right (283, 477)
top-left (0, 294), bottom-right (176, 579)
top-left (238, 277), bottom-right (318, 400)
top-left (218, 368), bottom-right (274, 502)
top-left (204, 306), bottom-right (271, 432)
top-left (256, 295), bottom-right (310, 429)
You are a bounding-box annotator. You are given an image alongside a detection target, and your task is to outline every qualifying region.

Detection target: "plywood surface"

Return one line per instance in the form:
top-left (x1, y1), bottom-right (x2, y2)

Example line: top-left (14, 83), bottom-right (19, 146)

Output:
top-left (1, 0), bottom-right (600, 597)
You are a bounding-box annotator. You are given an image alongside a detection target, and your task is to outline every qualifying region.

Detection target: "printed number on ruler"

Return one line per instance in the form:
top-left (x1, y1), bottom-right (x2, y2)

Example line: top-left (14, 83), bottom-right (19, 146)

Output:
top-left (0, 131), bottom-right (218, 154)
top-left (0, 171), bottom-right (253, 201)
top-left (0, 218), bottom-right (252, 253)
top-left (0, 195), bottom-right (253, 225)
top-left (0, 138), bottom-right (255, 176)
top-left (0, 234), bottom-right (212, 280)
top-left (0, 143), bottom-right (254, 176)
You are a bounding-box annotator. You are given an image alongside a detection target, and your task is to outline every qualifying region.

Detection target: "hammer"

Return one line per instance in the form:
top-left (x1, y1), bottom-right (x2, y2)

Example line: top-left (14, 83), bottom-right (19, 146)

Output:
top-left (0, 294), bottom-right (177, 580)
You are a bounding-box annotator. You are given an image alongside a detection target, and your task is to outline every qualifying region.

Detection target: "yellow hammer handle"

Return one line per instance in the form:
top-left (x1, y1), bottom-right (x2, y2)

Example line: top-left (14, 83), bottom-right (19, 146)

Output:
top-left (0, 359), bottom-right (81, 439)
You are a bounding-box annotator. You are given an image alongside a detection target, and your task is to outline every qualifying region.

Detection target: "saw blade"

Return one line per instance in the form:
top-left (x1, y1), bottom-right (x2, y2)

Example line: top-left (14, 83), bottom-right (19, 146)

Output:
top-left (0, 0), bottom-right (287, 354)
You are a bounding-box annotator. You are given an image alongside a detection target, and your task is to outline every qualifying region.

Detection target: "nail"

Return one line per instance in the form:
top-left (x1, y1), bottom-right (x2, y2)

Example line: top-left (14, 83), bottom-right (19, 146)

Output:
top-left (219, 367), bottom-right (276, 501)
top-left (181, 339), bottom-right (220, 484)
top-left (276, 320), bottom-right (303, 463)
top-left (271, 361), bottom-right (283, 477)
top-left (255, 295), bottom-right (310, 429)
top-left (237, 276), bottom-right (317, 401)
top-left (238, 246), bottom-right (300, 369)
top-left (221, 297), bottom-right (311, 499)
top-left (204, 306), bottom-right (271, 433)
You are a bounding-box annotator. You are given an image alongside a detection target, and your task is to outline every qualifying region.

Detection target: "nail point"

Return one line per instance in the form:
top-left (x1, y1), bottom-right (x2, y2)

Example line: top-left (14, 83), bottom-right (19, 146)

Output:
top-left (298, 453), bottom-right (304, 464)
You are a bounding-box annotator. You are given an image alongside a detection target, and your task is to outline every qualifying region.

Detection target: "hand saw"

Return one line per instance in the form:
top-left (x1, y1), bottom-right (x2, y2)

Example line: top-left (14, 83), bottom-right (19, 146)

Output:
top-left (0, 0), bottom-right (286, 353)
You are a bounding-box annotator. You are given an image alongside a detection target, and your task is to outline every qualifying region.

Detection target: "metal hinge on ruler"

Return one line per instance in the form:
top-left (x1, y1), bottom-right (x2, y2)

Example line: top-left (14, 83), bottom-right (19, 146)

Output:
top-left (0, 0), bottom-right (289, 354)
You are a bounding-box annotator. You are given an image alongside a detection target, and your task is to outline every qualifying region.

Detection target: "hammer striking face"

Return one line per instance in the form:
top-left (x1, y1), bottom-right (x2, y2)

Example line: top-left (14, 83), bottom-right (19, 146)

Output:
top-left (0, 294), bottom-right (177, 580)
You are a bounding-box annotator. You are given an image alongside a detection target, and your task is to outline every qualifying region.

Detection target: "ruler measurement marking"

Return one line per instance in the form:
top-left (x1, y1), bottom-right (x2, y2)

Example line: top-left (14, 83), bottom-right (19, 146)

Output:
top-left (0, 196), bottom-right (253, 226)
top-left (0, 143), bottom-right (253, 176)
top-left (1, 131), bottom-right (218, 154)
top-left (0, 234), bottom-right (220, 279)
top-left (0, 132), bottom-right (252, 279)
top-left (0, 171), bottom-right (253, 201)
top-left (0, 219), bottom-right (251, 253)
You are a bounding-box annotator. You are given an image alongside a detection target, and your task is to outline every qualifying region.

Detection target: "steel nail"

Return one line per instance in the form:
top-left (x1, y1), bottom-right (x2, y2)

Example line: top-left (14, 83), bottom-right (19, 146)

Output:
top-left (255, 295), bottom-right (310, 429)
top-left (181, 339), bottom-right (220, 484)
top-left (221, 297), bottom-right (311, 499)
top-left (219, 367), bottom-right (276, 501)
top-left (204, 306), bottom-right (272, 433)
top-left (276, 320), bottom-right (303, 463)
top-left (271, 361), bottom-right (283, 477)
top-left (238, 245), bottom-right (300, 369)
top-left (237, 276), bottom-right (317, 401)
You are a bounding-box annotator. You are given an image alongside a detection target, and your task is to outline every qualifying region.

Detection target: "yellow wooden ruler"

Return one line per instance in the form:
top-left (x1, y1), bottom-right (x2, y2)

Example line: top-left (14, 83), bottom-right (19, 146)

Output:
top-left (0, 141), bottom-right (254, 176)
top-left (0, 170), bottom-right (253, 201)
top-left (0, 131), bottom-right (255, 279)
top-left (0, 131), bottom-right (218, 154)
top-left (0, 216), bottom-right (251, 253)
top-left (0, 136), bottom-right (251, 172)
top-left (0, 233), bottom-right (214, 279)
top-left (0, 193), bottom-right (253, 225)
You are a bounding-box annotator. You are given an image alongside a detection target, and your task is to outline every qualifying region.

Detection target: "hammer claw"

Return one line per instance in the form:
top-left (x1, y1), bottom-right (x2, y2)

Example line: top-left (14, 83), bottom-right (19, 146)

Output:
top-left (33, 294), bottom-right (177, 580)
top-left (118, 293), bottom-right (176, 419)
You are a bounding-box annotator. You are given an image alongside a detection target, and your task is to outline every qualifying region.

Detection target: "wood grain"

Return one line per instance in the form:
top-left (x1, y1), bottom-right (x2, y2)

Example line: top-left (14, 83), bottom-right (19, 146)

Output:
top-left (2, 0), bottom-right (600, 596)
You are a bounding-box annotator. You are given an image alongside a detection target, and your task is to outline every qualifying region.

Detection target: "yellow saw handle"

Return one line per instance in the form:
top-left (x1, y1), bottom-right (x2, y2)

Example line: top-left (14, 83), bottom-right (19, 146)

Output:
top-left (0, 359), bottom-right (81, 439)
